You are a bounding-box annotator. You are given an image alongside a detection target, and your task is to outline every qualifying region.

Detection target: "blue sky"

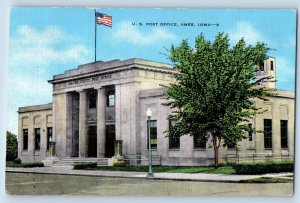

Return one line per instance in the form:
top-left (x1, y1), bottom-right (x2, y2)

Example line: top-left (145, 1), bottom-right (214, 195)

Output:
top-left (8, 8), bottom-right (296, 134)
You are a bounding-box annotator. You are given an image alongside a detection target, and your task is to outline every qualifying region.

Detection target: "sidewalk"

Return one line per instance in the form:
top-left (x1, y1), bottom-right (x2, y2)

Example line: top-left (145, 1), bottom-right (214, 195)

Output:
top-left (5, 166), bottom-right (293, 183)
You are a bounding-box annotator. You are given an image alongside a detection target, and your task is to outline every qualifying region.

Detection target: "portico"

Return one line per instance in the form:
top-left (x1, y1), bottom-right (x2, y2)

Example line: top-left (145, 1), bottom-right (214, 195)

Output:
top-left (64, 87), bottom-right (114, 158)
top-left (47, 59), bottom-right (175, 159)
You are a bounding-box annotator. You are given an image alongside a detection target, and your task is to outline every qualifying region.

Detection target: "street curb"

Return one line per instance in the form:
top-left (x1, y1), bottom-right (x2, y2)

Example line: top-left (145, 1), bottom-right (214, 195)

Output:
top-left (5, 167), bottom-right (259, 183)
top-left (6, 167), bottom-right (293, 184)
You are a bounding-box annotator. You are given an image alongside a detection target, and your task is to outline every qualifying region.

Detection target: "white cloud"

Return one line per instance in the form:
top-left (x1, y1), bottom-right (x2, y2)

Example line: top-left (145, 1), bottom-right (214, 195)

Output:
top-left (16, 25), bottom-right (67, 46)
top-left (112, 21), bottom-right (176, 45)
top-left (228, 21), bottom-right (265, 45)
top-left (8, 25), bottom-right (92, 134)
top-left (10, 25), bottom-right (90, 70)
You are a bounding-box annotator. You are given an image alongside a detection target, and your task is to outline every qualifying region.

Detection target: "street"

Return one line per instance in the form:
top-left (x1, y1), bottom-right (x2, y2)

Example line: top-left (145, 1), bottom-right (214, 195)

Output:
top-left (5, 172), bottom-right (293, 196)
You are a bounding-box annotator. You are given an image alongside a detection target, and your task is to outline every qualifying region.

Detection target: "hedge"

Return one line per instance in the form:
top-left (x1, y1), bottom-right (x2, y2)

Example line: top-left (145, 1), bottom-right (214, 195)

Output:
top-left (23, 162), bottom-right (44, 168)
top-left (73, 162), bottom-right (97, 170)
top-left (13, 158), bottom-right (22, 164)
top-left (232, 161), bottom-right (293, 174)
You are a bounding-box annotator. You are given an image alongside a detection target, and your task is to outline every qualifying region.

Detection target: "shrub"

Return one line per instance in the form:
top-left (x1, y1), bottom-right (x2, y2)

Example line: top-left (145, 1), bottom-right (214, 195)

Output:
top-left (209, 162), bottom-right (226, 167)
top-left (225, 162), bottom-right (237, 167)
top-left (23, 162), bottom-right (44, 168)
top-left (73, 162), bottom-right (97, 170)
top-left (13, 158), bottom-right (21, 164)
top-left (6, 161), bottom-right (22, 167)
top-left (113, 160), bottom-right (126, 167)
top-left (6, 131), bottom-right (18, 161)
top-left (6, 161), bottom-right (44, 168)
top-left (232, 161), bottom-right (293, 174)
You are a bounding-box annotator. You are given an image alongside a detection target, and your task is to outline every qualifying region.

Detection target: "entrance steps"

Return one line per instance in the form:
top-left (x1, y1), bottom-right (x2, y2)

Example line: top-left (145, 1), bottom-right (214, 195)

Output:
top-left (54, 157), bottom-right (109, 167)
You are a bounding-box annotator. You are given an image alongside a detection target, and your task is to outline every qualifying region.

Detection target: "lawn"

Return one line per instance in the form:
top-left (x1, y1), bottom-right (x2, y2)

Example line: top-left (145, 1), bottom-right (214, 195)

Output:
top-left (87, 165), bottom-right (235, 174)
top-left (240, 177), bottom-right (293, 183)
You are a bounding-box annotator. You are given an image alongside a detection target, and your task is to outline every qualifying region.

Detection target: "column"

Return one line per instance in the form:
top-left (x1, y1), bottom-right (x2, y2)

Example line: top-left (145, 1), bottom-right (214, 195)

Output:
top-left (79, 90), bottom-right (87, 157)
top-left (97, 88), bottom-right (106, 157)
top-left (272, 103), bottom-right (281, 156)
top-left (115, 85), bottom-right (121, 141)
top-left (29, 115), bottom-right (35, 161)
top-left (288, 102), bottom-right (295, 155)
top-left (65, 93), bottom-right (73, 157)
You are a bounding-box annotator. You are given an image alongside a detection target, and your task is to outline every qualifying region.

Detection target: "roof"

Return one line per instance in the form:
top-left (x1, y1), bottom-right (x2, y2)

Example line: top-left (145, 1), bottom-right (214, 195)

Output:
top-left (48, 58), bottom-right (176, 84)
top-left (18, 103), bottom-right (52, 113)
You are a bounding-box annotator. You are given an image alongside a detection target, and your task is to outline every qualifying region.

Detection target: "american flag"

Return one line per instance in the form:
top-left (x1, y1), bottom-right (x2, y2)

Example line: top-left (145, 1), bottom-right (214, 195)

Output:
top-left (96, 12), bottom-right (112, 27)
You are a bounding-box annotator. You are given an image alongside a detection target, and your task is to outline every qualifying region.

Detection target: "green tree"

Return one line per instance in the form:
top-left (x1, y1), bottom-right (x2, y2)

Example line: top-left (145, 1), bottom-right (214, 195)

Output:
top-left (6, 131), bottom-right (18, 161)
top-left (166, 33), bottom-right (274, 168)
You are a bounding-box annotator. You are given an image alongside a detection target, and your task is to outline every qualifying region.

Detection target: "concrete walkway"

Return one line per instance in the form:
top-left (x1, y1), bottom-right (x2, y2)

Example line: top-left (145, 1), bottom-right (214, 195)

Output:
top-left (6, 166), bottom-right (293, 183)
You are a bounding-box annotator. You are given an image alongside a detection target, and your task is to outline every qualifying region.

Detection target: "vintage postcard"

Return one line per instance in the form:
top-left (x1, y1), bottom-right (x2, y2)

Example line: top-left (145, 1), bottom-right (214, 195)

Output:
top-left (6, 8), bottom-right (296, 196)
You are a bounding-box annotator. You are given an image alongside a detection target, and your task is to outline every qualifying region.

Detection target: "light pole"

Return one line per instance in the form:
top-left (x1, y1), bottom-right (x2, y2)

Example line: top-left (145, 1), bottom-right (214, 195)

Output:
top-left (146, 107), bottom-right (154, 177)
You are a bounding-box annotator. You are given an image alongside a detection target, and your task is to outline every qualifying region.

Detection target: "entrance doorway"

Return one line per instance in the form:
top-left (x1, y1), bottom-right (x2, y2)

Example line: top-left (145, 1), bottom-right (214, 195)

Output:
top-left (88, 126), bottom-right (97, 157)
top-left (105, 125), bottom-right (115, 157)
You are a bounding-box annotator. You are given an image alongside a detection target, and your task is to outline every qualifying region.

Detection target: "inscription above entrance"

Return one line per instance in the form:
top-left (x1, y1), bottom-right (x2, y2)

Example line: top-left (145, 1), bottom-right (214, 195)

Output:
top-left (67, 74), bottom-right (112, 86)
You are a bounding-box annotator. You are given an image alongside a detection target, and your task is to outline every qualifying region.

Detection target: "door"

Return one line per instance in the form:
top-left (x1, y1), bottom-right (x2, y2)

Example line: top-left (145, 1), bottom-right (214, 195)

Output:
top-left (88, 126), bottom-right (97, 157)
top-left (105, 125), bottom-right (115, 157)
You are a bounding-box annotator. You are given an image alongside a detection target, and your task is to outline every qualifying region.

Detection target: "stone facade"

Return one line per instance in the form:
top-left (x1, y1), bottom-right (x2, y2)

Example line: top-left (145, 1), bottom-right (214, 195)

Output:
top-left (139, 88), bottom-right (294, 165)
top-left (18, 103), bottom-right (53, 162)
top-left (17, 58), bottom-right (295, 165)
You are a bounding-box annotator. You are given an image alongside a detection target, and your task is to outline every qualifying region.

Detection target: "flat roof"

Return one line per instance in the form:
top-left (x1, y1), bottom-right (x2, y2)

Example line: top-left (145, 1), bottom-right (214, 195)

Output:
top-left (49, 58), bottom-right (175, 84)
top-left (18, 103), bottom-right (52, 113)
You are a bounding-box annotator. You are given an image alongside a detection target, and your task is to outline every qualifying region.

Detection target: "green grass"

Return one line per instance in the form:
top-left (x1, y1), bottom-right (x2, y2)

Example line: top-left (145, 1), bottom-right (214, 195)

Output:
top-left (83, 165), bottom-right (235, 174)
top-left (164, 166), bottom-right (235, 174)
top-left (240, 177), bottom-right (293, 183)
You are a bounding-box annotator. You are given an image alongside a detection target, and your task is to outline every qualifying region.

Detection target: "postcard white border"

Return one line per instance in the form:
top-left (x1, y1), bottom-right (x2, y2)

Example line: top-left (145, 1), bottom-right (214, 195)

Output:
top-left (0, 1), bottom-right (299, 203)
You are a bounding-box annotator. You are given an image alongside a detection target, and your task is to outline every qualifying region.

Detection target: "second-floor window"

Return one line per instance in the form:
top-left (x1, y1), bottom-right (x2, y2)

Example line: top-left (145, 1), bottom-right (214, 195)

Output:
top-left (169, 119), bottom-right (180, 149)
top-left (107, 90), bottom-right (115, 107)
top-left (194, 136), bottom-right (206, 149)
top-left (47, 127), bottom-right (52, 150)
top-left (281, 120), bottom-right (288, 149)
top-left (34, 128), bottom-right (41, 150)
top-left (147, 120), bottom-right (157, 149)
top-left (23, 129), bottom-right (28, 150)
top-left (88, 91), bottom-right (97, 109)
top-left (264, 119), bottom-right (272, 149)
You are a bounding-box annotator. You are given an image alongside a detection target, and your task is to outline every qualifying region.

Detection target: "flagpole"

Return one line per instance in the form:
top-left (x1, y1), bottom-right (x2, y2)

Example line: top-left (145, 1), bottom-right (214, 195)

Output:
top-left (94, 9), bottom-right (97, 62)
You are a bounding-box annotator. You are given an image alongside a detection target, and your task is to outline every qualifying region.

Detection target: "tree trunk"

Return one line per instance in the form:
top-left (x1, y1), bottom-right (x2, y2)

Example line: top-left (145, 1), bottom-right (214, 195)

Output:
top-left (212, 133), bottom-right (221, 168)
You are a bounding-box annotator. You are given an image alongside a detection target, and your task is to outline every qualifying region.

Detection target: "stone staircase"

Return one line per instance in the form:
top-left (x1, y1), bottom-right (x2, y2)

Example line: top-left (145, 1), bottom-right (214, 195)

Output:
top-left (54, 157), bottom-right (109, 167)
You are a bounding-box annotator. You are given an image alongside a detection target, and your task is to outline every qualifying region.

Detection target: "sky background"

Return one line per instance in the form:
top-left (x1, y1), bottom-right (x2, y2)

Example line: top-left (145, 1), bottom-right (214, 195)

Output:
top-left (8, 8), bottom-right (296, 134)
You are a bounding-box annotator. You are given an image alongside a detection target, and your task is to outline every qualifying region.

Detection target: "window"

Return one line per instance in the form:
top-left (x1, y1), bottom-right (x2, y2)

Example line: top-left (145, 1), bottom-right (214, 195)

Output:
top-left (248, 123), bottom-right (253, 141)
top-left (169, 119), bottom-right (180, 149)
top-left (227, 142), bottom-right (235, 149)
top-left (107, 90), bottom-right (115, 107)
top-left (106, 125), bottom-right (115, 133)
top-left (147, 120), bottom-right (157, 149)
top-left (281, 120), bottom-right (288, 149)
top-left (88, 91), bottom-right (97, 109)
top-left (34, 128), bottom-right (41, 150)
top-left (194, 136), bottom-right (206, 149)
top-left (23, 129), bottom-right (28, 150)
top-left (264, 119), bottom-right (272, 149)
top-left (259, 61), bottom-right (264, 71)
top-left (47, 127), bottom-right (52, 150)
top-left (270, 61), bottom-right (274, 71)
